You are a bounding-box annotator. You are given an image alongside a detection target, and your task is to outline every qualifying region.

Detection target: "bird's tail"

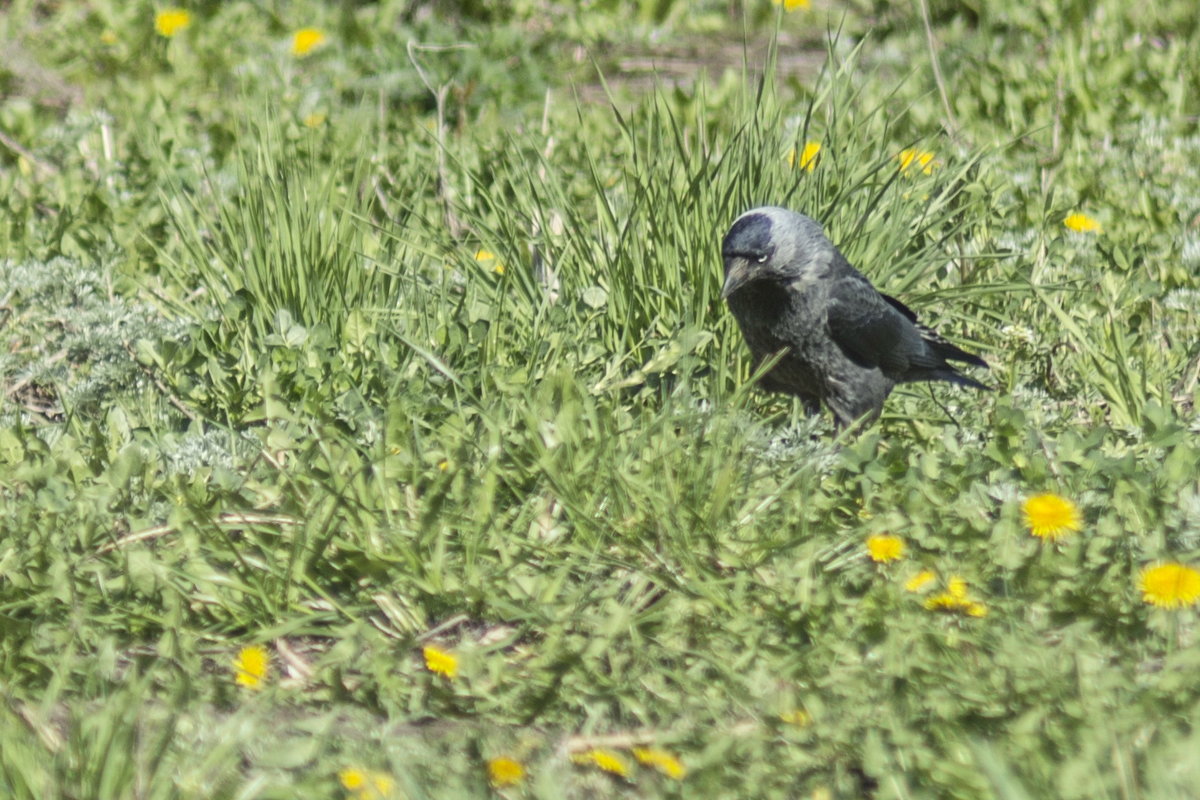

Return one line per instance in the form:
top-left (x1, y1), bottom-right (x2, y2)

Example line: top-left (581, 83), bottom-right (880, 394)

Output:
top-left (913, 335), bottom-right (990, 391)
top-left (935, 369), bottom-right (991, 392)
top-left (920, 328), bottom-right (988, 370)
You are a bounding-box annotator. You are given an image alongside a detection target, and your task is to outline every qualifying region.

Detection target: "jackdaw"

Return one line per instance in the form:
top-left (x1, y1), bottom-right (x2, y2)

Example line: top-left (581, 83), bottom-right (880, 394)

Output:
top-left (721, 206), bottom-right (987, 428)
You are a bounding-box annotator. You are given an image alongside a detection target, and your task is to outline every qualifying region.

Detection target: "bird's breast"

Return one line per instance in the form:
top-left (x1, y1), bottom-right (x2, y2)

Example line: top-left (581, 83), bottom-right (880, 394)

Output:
top-left (728, 281), bottom-right (824, 338)
top-left (726, 280), bottom-right (792, 322)
top-left (728, 282), bottom-right (830, 367)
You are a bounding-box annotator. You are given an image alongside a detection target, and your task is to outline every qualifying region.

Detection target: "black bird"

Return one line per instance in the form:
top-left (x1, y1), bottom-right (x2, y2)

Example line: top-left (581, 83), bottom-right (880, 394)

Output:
top-left (721, 206), bottom-right (987, 429)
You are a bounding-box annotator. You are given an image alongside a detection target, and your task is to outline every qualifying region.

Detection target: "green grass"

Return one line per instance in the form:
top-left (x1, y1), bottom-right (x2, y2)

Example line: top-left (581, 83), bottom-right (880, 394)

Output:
top-left (2, 0), bottom-right (1200, 797)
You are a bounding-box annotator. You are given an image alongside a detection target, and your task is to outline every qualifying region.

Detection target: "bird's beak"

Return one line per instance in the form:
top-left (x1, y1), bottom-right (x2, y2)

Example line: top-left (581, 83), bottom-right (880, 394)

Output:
top-left (721, 258), bottom-right (751, 300)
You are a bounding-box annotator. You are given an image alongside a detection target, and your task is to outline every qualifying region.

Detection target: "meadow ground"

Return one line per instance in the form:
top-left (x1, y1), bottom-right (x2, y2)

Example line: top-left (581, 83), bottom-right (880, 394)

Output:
top-left (2, 0), bottom-right (1200, 797)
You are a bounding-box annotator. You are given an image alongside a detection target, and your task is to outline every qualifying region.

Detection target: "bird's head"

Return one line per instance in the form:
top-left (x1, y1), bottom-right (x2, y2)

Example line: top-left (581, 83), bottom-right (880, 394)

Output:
top-left (720, 207), bottom-right (832, 299)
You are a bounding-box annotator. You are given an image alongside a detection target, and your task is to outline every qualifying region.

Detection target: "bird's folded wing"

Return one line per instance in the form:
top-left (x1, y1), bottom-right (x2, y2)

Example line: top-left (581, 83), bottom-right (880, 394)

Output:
top-left (826, 276), bottom-right (929, 373)
top-left (885, 292), bottom-right (988, 369)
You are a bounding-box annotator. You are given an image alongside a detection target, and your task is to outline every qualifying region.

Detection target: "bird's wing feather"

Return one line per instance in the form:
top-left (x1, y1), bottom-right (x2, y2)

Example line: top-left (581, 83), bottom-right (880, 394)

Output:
top-left (883, 292), bottom-right (988, 369)
top-left (881, 293), bottom-right (919, 323)
top-left (826, 274), bottom-right (920, 373)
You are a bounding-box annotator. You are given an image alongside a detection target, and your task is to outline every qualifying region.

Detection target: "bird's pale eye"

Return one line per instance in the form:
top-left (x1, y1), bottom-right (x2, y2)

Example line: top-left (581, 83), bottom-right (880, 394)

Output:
top-left (756, 254), bottom-right (769, 264)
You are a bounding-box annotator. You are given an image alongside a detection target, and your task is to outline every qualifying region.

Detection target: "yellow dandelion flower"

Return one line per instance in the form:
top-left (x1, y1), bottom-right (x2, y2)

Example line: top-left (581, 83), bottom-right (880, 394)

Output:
top-left (339, 768), bottom-right (368, 791)
top-left (1140, 563), bottom-right (1200, 610)
top-left (772, 0), bottom-right (812, 9)
top-left (571, 749), bottom-right (629, 779)
top-left (475, 249), bottom-right (505, 274)
top-left (965, 601), bottom-right (989, 618)
top-left (154, 8), bottom-right (191, 38)
top-left (422, 644), bottom-right (458, 679)
top-left (904, 569), bottom-right (937, 592)
top-left (487, 756), bottom-right (525, 788)
top-left (233, 644), bottom-right (269, 689)
top-left (866, 534), bottom-right (905, 563)
top-left (898, 148), bottom-right (936, 175)
top-left (100, 30), bottom-right (118, 45)
top-left (924, 577), bottom-right (986, 617)
top-left (338, 768), bottom-right (394, 799)
top-left (924, 592), bottom-right (960, 612)
top-left (1063, 212), bottom-right (1102, 234)
top-left (787, 141), bottom-right (821, 171)
top-left (779, 709), bottom-right (812, 726)
top-left (1022, 493), bottom-right (1082, 540)
top-left (303, 112), bottom-right (327, 128)
top-left (633, 747), bottom-right (686, 780)
top-left (291, 28), bottom-right (327, 57)
top-left (370, 773), bottom-right (395, 797)
top-left (437, 459), bottom-right (450, 471)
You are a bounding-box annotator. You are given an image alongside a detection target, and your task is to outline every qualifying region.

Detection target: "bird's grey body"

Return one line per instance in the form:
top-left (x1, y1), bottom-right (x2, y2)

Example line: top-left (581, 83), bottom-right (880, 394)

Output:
top-left (721, 206), bottom-right (986, 428)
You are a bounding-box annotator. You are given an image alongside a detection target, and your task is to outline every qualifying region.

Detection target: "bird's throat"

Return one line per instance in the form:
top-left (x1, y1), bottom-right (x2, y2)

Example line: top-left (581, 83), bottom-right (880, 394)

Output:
top-left (727, 280), bottom-right (792, 322)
